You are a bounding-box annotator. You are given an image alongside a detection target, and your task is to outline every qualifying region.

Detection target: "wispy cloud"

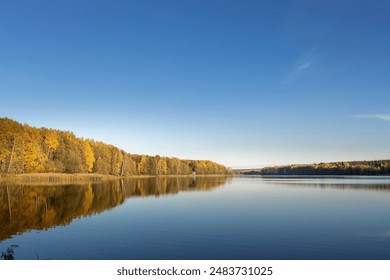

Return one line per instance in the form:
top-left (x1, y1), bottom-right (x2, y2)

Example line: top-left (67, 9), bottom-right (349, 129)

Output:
top-left (353, 114), bottom-right (390, 122)
top-left (282, 60), bottom-right (316, 84)
top-left (282, 48), bottom-right (325, 84)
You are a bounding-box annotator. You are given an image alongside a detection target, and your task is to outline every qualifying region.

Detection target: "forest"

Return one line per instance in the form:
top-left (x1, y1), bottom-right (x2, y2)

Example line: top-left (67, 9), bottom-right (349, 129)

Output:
top-left (0, 118), bottom-right (230, 176)
top-left (241, 160), bottom-right (390, 176)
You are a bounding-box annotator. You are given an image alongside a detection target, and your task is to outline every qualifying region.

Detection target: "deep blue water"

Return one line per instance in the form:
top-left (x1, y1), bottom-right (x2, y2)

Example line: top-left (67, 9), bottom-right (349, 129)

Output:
top-left (1, 176), bottom-right (390, 260)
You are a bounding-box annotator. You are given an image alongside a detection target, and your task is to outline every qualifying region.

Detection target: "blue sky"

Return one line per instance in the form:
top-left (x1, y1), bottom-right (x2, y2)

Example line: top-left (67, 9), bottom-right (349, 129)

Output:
top-left (1, 0), bottom-right (390, 168)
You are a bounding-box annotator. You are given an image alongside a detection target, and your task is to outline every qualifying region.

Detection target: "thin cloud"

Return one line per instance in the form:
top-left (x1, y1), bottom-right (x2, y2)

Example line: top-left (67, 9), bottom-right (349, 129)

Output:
top-left (353, 114), bottom-right (390, 122)
top-left (282, 48), bottom-right (325, 84)
top-left (282, 60), bottom-right (315, 84)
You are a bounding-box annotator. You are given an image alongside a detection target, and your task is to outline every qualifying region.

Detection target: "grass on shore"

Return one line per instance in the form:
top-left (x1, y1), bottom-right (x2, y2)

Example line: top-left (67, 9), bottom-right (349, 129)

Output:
top-left (0, 173), bottom-right (119, 184)
top-left (0, 173), bottom-right (231, 184)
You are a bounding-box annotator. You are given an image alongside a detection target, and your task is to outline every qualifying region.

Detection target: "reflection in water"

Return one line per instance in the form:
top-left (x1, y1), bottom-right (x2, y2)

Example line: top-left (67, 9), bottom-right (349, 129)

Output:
top-left (261, 178), bottom-right (390, 192)
top-left (0, 176), bottom-right (229, 241)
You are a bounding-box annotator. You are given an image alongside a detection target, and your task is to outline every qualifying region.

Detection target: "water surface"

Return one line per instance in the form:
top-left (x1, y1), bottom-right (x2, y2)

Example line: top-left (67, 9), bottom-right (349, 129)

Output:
top-left (1, 176), bottom-right (390, 259)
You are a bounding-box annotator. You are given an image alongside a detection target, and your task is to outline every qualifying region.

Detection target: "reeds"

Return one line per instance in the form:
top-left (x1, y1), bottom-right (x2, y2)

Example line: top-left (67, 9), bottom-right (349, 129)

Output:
top-left (1, 245), bottom-right (18, 260)
top-left (0, 173), bottom-right (118, 184)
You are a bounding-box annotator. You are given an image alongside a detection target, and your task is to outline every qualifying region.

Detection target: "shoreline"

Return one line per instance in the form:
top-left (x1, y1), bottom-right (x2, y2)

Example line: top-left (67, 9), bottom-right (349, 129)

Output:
top-left (0, 173), bottom-right (231, 184)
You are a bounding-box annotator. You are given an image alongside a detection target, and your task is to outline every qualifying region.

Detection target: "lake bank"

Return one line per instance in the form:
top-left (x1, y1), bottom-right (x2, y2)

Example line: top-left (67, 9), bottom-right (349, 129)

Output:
top-left (236, 160), bottom-right (390, 176)
top-left (0, 173), bottom-right (231, 184)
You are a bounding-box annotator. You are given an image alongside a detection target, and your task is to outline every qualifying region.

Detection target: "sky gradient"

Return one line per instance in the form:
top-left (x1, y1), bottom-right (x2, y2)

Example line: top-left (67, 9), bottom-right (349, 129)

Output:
top-left (1, 0), bottom-right (390, 168)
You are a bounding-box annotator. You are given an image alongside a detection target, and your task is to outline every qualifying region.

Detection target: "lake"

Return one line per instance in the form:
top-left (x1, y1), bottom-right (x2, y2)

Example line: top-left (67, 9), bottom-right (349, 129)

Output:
top-left (1, 176), bottom-right (390, 260)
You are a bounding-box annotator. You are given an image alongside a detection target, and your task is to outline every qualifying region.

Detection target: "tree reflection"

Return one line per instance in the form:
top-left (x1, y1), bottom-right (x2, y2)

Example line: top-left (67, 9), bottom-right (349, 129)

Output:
top-left (262, 179), bottom-right (390, 192)
top-left (0, 177), bottom-right (229, 241)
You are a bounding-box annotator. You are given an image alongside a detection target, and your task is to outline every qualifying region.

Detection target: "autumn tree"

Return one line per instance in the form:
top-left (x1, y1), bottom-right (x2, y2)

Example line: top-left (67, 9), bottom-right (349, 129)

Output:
top-left (83, 141), bottom-right (95, 173)
top-left (0, 118), bottom-right (229, 176)
top-left (156, 157), bottom-right (168, 175)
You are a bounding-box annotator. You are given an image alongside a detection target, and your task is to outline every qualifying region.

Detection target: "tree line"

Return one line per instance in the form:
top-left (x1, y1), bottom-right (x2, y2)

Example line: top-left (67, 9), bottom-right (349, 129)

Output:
top-left (241, 160), bottom-right (390, 176)
top-left (0, 118), bottom-right (230, 175)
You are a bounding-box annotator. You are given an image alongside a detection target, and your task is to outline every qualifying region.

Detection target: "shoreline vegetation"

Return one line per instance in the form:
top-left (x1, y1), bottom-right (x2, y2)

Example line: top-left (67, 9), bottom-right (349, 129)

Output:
top-left (2, 118), bottom-right (388, 179)
top-left (0, 173), bottom-right (231, 184)
top-left (0, 118), bottom-right (233, 177)
top-left (236, 160), bottom-right (390, 176)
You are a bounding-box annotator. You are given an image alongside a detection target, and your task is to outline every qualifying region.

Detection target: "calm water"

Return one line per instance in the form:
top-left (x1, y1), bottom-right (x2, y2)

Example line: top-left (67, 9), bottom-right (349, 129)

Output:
top-left (1, 176), bottom-right (390, 260)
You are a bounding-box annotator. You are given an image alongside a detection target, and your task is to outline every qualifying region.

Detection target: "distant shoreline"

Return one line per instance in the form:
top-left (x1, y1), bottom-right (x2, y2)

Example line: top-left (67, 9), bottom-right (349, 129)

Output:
top-left (0, 173), bottom-right (231, 184)
top-left (235, 159), bottom-right (390, 176)
top-left (236, 174), bottom-right (390, 178)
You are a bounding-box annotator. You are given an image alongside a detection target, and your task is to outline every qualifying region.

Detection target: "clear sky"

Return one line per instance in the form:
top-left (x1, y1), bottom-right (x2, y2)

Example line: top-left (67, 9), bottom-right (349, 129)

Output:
top-left (1, 0), bottom-right (390, 168)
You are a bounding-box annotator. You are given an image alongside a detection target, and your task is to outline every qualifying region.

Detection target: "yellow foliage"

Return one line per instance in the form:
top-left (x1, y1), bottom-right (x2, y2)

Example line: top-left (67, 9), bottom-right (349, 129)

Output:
top-left (84, 141), bottom-right (95, 173)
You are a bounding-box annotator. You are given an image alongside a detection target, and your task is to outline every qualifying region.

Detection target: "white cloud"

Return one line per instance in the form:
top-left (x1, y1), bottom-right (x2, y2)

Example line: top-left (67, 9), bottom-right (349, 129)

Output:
top-left (353, 114), bottom-right (390, 122)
